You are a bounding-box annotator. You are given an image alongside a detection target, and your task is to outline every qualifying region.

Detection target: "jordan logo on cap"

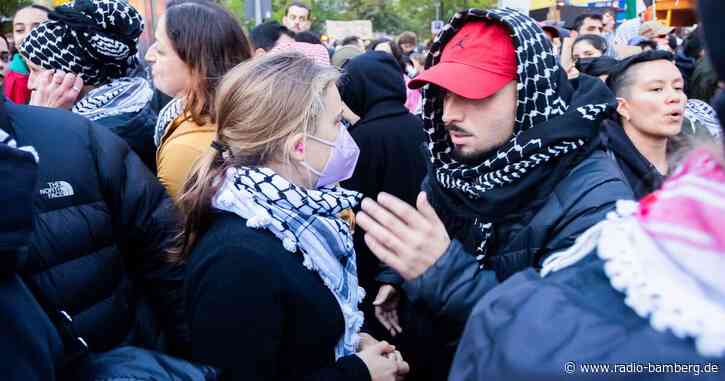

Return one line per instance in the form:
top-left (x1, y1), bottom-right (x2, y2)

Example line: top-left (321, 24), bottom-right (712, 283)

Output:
top-left (455, 34), bottom-right (469, 50)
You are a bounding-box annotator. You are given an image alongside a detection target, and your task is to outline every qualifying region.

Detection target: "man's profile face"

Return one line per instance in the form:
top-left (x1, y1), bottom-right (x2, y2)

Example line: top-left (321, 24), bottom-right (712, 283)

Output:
top-left (578, 18), bottom-right (604, 36)
top-left (441, 81), bottom-right (518, 163)
top-left (283, 5), bottom-right (310, 33)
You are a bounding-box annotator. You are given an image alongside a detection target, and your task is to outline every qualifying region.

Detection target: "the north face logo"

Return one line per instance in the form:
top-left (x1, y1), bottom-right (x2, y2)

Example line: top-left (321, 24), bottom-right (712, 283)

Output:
top-left (40, 181), bottom-right (75, 199)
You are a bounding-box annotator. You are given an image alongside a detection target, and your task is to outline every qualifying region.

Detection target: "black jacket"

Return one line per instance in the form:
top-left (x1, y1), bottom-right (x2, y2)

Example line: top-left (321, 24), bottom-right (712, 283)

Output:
top-left (339, 51), bottom-right (427, 291)
top-left (404, 148), bottom-right (633, 332)
top-left (0, 120), bottom-right (63, 381)
top-left (601, 119), bottom-right (664, 199)
top-left (185, 212), bottom-right (370, 381)
top-left (6, 98), bottom-right (189, 357)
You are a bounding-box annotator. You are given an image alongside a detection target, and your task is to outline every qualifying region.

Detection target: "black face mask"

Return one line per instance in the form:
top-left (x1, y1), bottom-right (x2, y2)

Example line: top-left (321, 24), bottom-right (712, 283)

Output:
top-left (574, 57), bottom-right (596, 74)
top-left (575, 56), bottom-right (618, 78)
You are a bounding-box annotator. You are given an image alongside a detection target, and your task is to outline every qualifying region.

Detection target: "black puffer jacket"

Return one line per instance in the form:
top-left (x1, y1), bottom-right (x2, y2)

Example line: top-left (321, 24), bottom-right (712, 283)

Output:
top-left (406, 149), bottom-right (633, 331)
top-left (6, 98), bottom-right (189, 358)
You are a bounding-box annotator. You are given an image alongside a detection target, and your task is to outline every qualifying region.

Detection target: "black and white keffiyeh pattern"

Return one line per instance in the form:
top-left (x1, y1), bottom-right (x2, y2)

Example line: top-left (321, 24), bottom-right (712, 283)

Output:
top-left (212, 166), bottom-right (365, 359)
top-left (423, 8), bottom-right (614, 264)
top-left (154, 97), bottom-right (186, 146)
top-left (19, 0), bottom-right (143, 86)
top-left (72, 76), bottom-right (153, 121)
top-left (684, 99), bottom-right (722, 137)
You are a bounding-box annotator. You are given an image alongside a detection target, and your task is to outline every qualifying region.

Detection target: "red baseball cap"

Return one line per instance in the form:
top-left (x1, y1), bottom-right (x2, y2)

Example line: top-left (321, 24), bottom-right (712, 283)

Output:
top-left (409, 21), bottom-right (517, 100)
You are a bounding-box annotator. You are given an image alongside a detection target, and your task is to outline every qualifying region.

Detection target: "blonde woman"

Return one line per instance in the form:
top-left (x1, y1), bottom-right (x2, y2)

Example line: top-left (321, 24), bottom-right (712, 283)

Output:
top-left (175, 52), bottom-right (409, 381)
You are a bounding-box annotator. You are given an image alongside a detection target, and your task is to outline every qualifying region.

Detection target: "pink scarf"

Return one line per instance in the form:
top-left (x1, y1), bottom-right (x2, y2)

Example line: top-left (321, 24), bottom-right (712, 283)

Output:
top-left (636, 149), bottom-right (725, 285)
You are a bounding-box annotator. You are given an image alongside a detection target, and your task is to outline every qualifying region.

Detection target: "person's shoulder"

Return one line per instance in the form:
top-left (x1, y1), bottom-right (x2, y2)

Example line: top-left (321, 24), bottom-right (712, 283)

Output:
top-left (188, 212), bottom-right (288, 270)
top-left (554, 148), bottom-right (632, 203)
top-left (94, 103), bottom-right (157, 130)
top-left (163, 118), bottom-right (215, 149)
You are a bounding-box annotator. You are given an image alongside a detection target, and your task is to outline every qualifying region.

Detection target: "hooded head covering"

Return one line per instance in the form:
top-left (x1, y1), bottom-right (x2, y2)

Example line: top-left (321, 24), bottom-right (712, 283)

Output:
top-left (19, 0), bottom-right (143, 86)
top-left (339, 51), bottom-right (407, 120)
top-left (421, 8), bottom-right (617, 263)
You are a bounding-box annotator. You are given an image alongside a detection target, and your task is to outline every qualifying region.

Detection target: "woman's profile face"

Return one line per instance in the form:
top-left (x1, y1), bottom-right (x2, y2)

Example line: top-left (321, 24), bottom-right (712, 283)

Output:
top-left (301, 84), bottom-right (345, 186)
top-left (145, 15), bottom-right (192, 97)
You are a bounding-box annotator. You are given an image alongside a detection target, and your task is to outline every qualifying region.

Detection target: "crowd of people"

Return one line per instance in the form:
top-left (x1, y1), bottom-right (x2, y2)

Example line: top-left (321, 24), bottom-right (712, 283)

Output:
top-left (1, 0), bottom-right (723, 380)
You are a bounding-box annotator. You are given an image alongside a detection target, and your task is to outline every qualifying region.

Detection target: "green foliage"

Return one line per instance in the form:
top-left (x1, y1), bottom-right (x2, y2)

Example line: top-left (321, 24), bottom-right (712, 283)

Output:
top-left (1, 0), bottom-right (31, 18)
top-left (1, 0), bottom-right (32, 34)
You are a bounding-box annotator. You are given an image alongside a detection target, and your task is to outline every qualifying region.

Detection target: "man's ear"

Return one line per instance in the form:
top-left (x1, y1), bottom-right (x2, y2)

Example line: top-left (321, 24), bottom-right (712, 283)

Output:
top-left (288, 132), bottom-right (306, 162)
top-left (616, 97), bottom-right (631, 122)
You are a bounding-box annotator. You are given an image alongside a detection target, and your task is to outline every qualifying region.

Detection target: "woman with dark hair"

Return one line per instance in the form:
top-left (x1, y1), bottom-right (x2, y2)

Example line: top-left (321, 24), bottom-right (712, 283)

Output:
top-left (3, 4), bottom-right (49, 104)
top-left (571, 34), bottom-right (608, 61)
top-left (145, 1), bottom-right (252, 199)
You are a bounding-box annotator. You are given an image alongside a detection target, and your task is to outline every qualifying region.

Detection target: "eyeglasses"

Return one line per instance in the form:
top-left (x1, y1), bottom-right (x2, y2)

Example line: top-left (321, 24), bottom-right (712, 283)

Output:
top-left (0, 52), bottom-right (9, 63)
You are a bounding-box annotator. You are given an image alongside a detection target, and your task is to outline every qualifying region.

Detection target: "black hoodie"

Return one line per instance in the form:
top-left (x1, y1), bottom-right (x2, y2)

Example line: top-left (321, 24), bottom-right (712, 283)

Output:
top-left (602, 119), bottom-right (664, 199)
top-left (339, 51), bottom-right (427, 291)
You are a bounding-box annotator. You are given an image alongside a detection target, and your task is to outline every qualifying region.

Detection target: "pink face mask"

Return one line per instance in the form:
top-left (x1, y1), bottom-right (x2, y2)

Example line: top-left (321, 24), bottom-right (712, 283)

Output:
top-left (303, 121), bottom-right (360, 188)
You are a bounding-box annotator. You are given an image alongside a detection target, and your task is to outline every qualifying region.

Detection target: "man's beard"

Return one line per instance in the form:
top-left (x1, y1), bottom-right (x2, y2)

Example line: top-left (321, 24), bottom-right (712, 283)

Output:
top-left (452, 146), bottom-right (495, 166)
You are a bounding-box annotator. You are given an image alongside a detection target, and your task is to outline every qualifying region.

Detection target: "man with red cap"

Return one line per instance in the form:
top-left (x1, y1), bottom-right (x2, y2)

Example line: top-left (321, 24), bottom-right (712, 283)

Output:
top-left (356, 7), bottom-right (633, 344)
